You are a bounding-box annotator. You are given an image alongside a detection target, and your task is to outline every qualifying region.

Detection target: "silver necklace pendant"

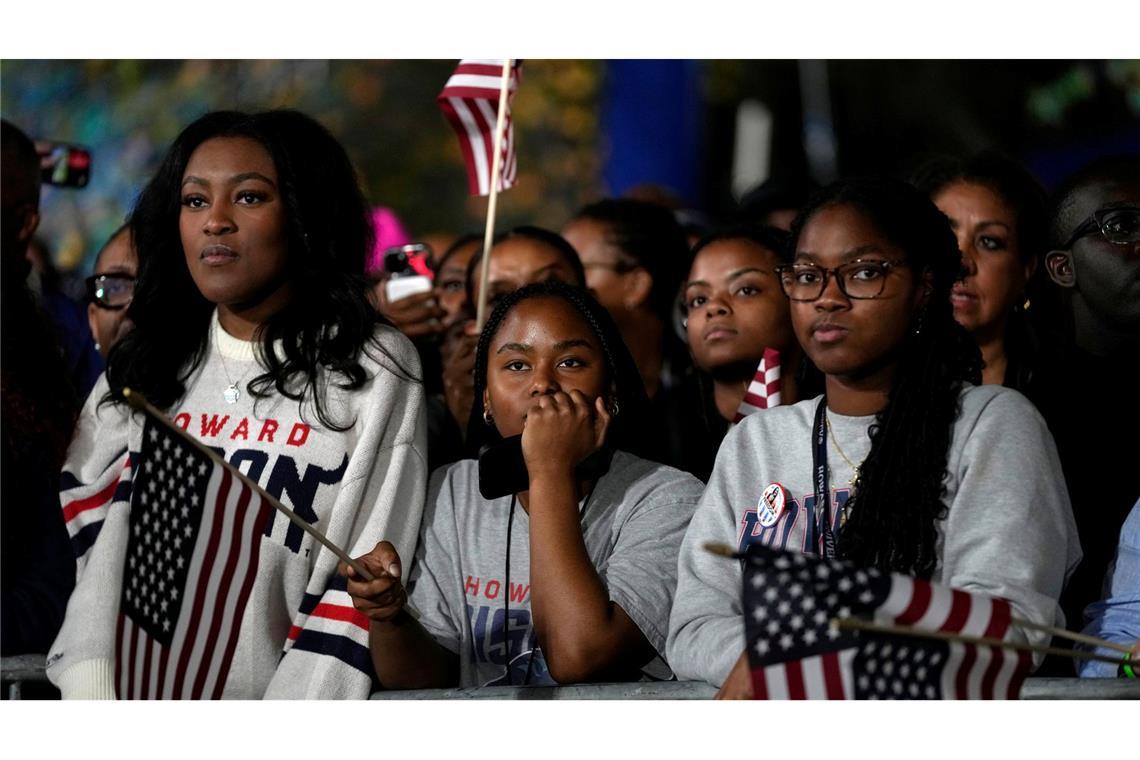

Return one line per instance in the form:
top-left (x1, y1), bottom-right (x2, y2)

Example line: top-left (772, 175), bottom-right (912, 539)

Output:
top-left (224, 383), bottom-right (240, 404)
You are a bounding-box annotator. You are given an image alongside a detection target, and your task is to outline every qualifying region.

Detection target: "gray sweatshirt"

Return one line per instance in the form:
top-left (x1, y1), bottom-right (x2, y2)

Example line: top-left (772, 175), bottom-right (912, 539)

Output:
top-left (406, 451), bottom-right (703, 687)
top-left (666, 384), bottom-right (1081, 687)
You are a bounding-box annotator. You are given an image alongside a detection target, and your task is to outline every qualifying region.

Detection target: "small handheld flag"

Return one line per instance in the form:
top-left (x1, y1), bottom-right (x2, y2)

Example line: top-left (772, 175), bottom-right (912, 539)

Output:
top-left (116, 413), bottom-right (272, 699)
top-left (733, 347), bottom-right (782, 423)
top-left (438, 59), bottom-right (521, 197)
top-left (114, 389), bottom-right (374, 699)
top-left (740, 544), bottom-right (1032, 699)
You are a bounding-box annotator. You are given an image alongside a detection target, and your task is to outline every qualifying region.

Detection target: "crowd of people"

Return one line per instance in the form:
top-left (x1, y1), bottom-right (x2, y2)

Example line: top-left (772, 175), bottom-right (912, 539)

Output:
top-left (1, 107), bottom-right (1137, 699)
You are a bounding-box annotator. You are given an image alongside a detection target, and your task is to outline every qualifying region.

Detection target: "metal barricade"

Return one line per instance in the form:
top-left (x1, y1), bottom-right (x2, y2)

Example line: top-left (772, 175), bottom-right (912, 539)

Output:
top-left (5, 655), bottom-right (1136, 699)
top-left (368, 678), bottom-right (1140, 700)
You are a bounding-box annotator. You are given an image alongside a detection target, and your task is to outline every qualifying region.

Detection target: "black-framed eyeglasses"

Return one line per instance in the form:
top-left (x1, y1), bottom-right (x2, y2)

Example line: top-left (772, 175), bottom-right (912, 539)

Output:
top-left (1060, 206), bottom-right (1140, 249)
top-left (85, 273), bottom-right (136, 310)
top-left (774, 259), bottom-right (910, 302)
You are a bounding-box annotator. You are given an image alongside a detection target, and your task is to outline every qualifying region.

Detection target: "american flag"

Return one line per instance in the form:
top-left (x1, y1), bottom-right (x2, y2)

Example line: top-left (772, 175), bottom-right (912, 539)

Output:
top-left (115, 416), bottom-right (271, 699)
top-left (733, 347), bottom-right (782, 423)
top-left (437, 59), bottom-right (521, 196)
top-left (742, 544), bottom-right (1031, 699)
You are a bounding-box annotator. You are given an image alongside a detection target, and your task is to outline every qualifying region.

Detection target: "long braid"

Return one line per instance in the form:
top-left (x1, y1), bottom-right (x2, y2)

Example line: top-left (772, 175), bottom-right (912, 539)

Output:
top-left (838, 310), bottom-right (980, 577)
top-left (791, 178), bottom-right (982, 579)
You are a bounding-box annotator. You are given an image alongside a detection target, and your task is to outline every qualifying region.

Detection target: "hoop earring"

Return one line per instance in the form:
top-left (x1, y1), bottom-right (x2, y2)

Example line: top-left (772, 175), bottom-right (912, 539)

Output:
top-left (609, 400), bottom-right (620, 417)
top-left (483, 407), bottom-right (494, 426)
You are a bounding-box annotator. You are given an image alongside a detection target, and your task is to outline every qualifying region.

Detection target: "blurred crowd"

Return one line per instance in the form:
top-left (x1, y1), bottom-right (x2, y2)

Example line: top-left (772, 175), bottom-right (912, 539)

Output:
top-left (1, 107), bottom-right (1137, 698)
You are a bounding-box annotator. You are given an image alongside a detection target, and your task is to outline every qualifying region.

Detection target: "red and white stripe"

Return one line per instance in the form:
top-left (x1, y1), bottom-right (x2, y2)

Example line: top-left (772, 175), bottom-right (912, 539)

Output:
top-left (116, 466), bottom-right (270, 699)
top-left (62, 456), bottom-right (132, 538)
top-left (437, 59), bottom-right (520, 196)
top-left (879, 576), bottom-right (1028, 700)
top-left (283, 589), bottom-right (369, 651)
top-left (733, 347), bottom-right (783, 423)
top-left (752, 649), bottom-right (856, 699)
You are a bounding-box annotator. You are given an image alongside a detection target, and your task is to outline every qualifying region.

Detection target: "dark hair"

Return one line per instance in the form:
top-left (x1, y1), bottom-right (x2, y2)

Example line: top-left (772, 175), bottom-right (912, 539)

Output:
top-left (106, 109), bottom-right (407, 430)
top-left (466, 280), bottom-right (649, 458)
top-left (433, 232), bottom-right (482, 275)
top-left (913, 152), bottom-right (1049, 390)
top-left (689, 223), bottom-right (791, 269)
top-left (93, 222), bottom-right (133, 270)
top-left (1, 119), bottom-right (41, 208)
top-left (1047, 153), bottom-right (1140, 247)
top-left (913, 152), bottom-right (1048, 266)
top-left (570, 198), bottom-right (692, 322)
top-left (464, 225), bottom-right (586, 308)
top-left (789, 177), bottom-right (982, 579)
top-left (735, 174), bottom-right (821, 225)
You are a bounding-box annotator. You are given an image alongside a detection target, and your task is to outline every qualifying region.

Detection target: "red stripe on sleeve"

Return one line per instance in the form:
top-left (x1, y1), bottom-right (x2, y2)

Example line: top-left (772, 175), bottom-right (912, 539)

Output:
top-left (308, 602), bottom-right (369, 631)
top-left (62, 472), bottom-right (122, 523)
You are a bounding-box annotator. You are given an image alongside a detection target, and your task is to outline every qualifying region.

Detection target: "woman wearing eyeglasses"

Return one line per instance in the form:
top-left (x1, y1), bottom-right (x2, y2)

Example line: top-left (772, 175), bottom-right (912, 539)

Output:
top-left (48, 110), bottom-right (427, 700)
top-left (666, 177), bottom-right (1080, 697)
top-left (913, 153), bottom-right (1049, 389)
top-left (86, 224), bottom-right (138, 358)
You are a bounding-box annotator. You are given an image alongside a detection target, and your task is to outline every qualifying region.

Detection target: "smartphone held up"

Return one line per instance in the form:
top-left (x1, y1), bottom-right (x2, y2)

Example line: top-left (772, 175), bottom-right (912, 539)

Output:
top-left (36, 140), bottom-right (91, 188)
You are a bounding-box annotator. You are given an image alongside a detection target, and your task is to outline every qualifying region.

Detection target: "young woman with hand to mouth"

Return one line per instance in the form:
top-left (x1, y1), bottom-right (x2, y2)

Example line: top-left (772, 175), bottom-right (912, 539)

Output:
top-left (342, 281), bottom-right (703, 689)
top-left (666, 177), bottom-right (1079, 698)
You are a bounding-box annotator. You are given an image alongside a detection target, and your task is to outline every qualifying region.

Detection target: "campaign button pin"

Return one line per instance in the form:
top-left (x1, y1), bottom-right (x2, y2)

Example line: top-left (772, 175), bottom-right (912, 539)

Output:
top-left (758, 482), bottom-right (786, 528)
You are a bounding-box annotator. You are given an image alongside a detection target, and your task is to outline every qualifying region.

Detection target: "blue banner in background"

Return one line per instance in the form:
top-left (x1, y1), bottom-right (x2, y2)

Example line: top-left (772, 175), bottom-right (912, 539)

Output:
top-left (600, 60), bottom-right (704, 207)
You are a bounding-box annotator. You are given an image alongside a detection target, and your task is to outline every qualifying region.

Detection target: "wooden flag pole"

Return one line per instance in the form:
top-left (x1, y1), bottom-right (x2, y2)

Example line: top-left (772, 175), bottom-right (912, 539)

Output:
top-left (1008, 616), bottom-right (1134, 655)
top-left (834, 616), bottom-right (1128, 668)
top-left (473, 58), bottom-right (514, 333)
top-left (702, 542), bottom-right (1133, 660)
top-left (122, 388), bottom-right (375, 581)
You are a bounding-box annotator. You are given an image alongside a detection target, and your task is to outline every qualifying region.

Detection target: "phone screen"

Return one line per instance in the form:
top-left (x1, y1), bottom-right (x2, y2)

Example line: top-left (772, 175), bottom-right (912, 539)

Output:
top-left (36, 141), bottom-right (91, 188)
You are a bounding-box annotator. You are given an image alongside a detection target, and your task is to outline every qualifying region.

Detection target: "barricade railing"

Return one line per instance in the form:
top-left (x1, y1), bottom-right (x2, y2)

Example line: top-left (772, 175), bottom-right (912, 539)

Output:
top-left (4, 655), bottom-right (1137, 700)
top-left (367, 678), bottom-right (1140, 700)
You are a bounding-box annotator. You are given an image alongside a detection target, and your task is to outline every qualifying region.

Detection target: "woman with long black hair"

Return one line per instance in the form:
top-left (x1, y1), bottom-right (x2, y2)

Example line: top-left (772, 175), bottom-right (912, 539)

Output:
top-left (666, 177), bottom-right (1080, 697)
top-left (48, 110), bottom-right (427, 699)
top-left (342, 281), bottom-right (702, 688)
top-left (914, 152), bottom-right (1050, 389)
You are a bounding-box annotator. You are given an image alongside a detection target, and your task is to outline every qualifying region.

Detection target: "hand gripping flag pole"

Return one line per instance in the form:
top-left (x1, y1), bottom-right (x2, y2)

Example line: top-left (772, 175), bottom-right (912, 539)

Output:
top-left (122, 388), bottom-right (373, 581)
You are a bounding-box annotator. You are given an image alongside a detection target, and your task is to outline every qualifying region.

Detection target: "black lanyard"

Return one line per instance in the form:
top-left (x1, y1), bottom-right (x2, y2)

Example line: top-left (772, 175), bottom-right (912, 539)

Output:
top-left (811, 399), bottom-right (837, 559)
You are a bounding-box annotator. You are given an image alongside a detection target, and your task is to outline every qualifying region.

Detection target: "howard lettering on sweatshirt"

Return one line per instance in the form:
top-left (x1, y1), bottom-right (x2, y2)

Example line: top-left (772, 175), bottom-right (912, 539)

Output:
top-left (173, 412), bottom-right (312, 448)
top-left (171, 406), bottom-right (349, 555)
top-left (737, 488), bottom-right (851, 554)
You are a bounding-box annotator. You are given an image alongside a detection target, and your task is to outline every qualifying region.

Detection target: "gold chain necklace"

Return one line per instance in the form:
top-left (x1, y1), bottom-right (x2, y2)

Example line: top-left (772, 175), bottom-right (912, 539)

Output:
top-left (824, 412), bottom-right (862, 489)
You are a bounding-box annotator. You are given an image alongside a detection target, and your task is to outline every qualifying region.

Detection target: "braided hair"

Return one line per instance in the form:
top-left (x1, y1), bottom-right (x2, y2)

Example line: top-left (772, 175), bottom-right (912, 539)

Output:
top-left (790, 177), bottom-right (982, 579)
top-left (465, 280), bottom-right (650, 458)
